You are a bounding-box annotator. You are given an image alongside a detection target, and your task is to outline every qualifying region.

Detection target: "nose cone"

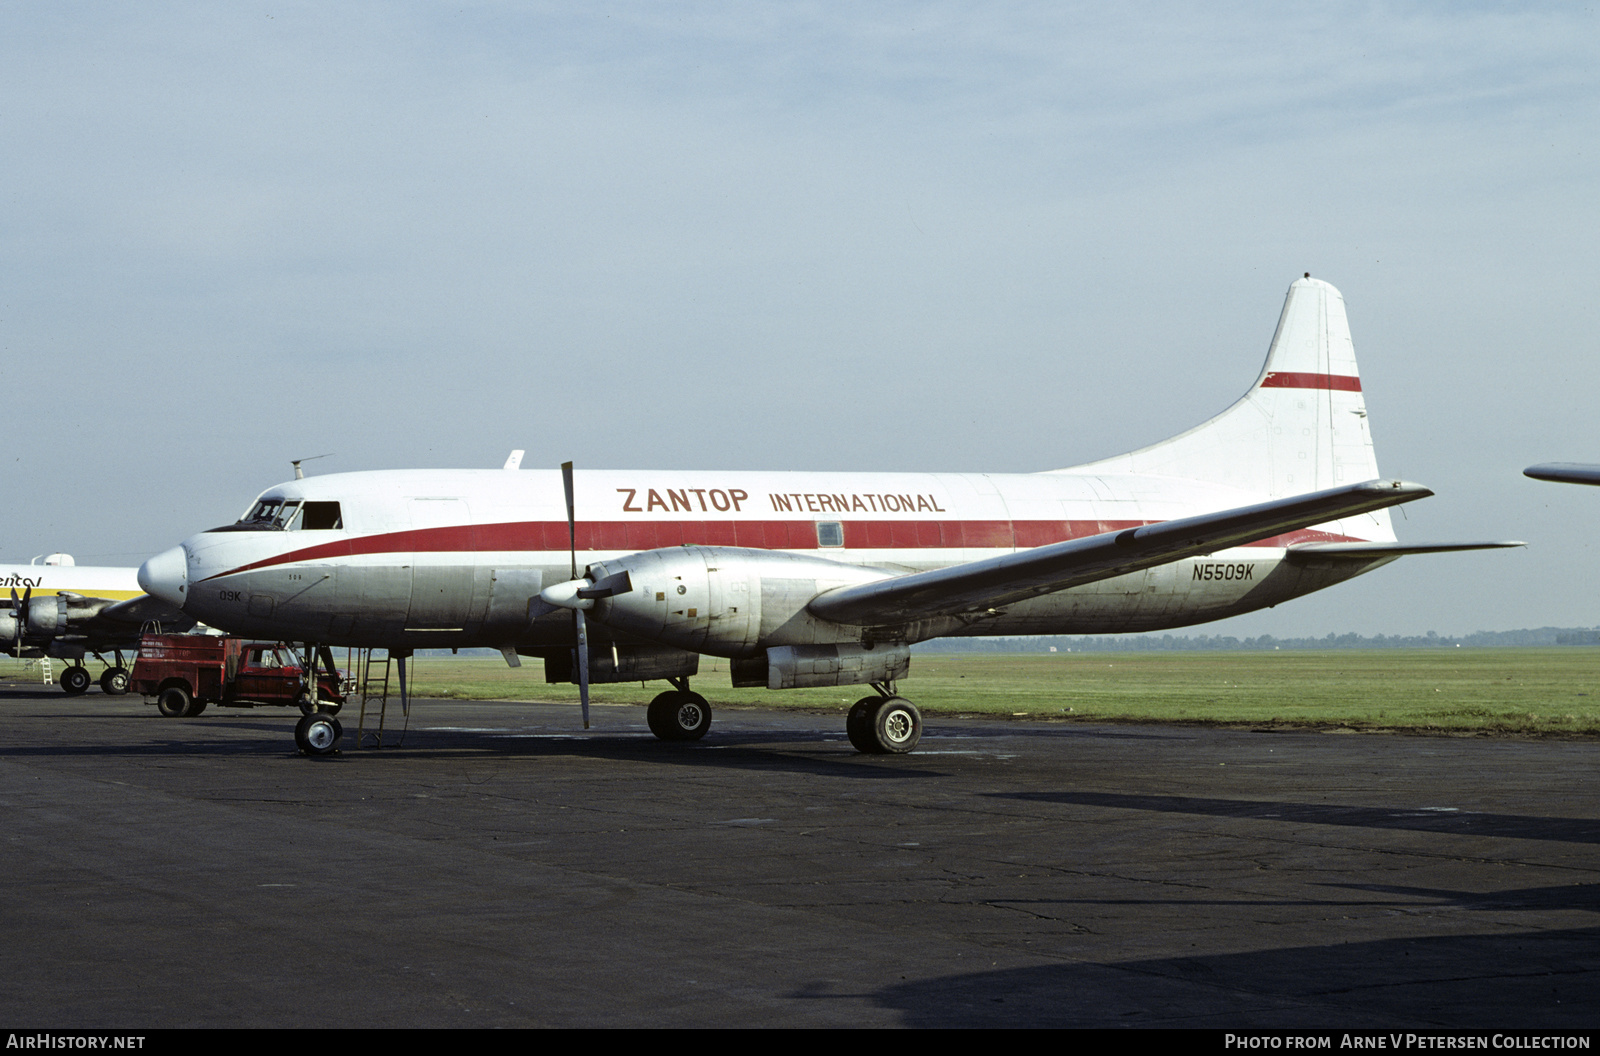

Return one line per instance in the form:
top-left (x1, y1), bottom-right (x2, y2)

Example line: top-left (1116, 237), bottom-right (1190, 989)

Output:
top-left (139, 546), bottom-right (189, 609)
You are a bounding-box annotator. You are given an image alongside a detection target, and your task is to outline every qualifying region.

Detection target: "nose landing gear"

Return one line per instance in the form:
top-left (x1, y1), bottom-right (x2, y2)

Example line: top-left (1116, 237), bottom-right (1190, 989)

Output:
top-left (295, 712), bottom-right (343, 756)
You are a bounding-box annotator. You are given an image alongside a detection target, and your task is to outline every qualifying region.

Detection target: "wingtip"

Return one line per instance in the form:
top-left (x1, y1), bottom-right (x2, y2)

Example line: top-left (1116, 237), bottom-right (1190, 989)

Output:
top-left (1525, 463), bottom-right (1600, 485)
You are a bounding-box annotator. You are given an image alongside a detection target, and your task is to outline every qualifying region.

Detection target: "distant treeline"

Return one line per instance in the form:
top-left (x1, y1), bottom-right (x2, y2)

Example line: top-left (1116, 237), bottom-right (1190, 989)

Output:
top-left (913, 628), bottom-right (1600, 653)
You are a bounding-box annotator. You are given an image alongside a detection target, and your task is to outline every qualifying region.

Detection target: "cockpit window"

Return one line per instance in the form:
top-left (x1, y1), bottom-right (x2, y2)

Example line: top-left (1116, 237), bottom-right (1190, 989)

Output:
top-left (231, 499), bottom-right (342, 531)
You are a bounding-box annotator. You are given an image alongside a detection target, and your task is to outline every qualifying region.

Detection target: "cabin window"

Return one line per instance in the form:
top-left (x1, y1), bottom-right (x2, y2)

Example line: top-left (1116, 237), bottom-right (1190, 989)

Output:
top-left (816, 521), bottom-right (844, 548)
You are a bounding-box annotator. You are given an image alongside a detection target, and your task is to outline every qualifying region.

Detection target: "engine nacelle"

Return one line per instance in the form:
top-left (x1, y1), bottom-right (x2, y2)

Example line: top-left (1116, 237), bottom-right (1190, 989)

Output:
top-left (23, 595), bottom-right (69, 635)
top-left (587, 546), bottom-right (895, 657)
top-left (732, 643), bottom-right (911, 689)
top-left (541, 642), bottom-right (700, 685)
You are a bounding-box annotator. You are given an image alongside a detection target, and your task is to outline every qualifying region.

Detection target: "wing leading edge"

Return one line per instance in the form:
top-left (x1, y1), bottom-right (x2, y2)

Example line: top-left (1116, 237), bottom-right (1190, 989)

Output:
top-left (807, 480), bottom-right (1434, 626)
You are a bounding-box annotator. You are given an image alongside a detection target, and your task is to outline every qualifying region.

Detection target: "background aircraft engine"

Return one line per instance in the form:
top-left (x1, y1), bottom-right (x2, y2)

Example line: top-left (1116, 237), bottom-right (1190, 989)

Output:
top-left (22, 595), bottom-right (70, 635)
top-left (585, 545), bottom-right (895, 656)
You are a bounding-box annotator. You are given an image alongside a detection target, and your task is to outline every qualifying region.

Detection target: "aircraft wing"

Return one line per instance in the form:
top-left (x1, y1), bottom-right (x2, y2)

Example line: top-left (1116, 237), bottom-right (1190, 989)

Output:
top-left (1525, 463), bottom-right (1600, 486)
top-left (98, 593), bottom-right (193, 626)
top-left (807, 479), bottom-right (1433, 626)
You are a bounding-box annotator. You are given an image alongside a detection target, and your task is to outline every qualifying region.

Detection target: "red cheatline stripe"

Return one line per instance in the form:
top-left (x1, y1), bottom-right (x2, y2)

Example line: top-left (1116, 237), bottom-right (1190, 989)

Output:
top-left (1260, 372), bottom-right (1362, 392)
top-left (198, 519), bottom-right (1368, 581)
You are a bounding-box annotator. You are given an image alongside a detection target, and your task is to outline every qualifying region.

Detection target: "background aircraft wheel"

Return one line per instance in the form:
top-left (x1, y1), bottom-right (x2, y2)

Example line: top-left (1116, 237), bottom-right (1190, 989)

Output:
top-left (155, 684), bottom-right (192, 717)
top-left (647, 690), bottom-right (712, 741)
top-left (99, 667), bottom-right (130, 695)
top-left (846, 697), bottom-right (878, 753)
top-left (853, 697), bottom-right (922, 755)
top-left (59, 665), bottom-right (92, 696)
top-left (301, 713), bottom-right (342, 755)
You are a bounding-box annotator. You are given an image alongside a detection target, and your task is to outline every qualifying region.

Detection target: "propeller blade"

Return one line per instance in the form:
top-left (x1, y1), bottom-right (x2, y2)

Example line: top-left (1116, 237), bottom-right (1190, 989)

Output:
top-left (561, 461), bottom-right (578, 581)
top-left (561, 461), bottom-right (590, 729)
top-left (577, 570), bottom-right (633, 600)
top-left (12, 587), bottom-right (31, 636)
top-left (575, 608), bottom-right (590, 729)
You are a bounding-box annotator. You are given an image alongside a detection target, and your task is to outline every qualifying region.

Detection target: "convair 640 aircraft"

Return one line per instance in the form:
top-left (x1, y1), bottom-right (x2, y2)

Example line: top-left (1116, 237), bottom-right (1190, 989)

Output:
top-left (138, 277), bottom-right (1517, 755)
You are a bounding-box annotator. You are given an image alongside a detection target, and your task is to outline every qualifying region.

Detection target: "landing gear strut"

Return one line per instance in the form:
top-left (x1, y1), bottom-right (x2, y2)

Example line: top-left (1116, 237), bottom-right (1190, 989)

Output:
top-left (846, 682), bottom-right (922, 755)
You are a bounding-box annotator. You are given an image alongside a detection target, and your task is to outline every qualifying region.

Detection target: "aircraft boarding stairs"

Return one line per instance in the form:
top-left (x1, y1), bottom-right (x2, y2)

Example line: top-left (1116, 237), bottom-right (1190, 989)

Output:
top-left (344, 648), bottom-right (412, 748)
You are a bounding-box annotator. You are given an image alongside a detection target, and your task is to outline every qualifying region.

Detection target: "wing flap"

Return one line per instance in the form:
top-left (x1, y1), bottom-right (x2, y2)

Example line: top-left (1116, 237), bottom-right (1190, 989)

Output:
top-left (807, 479), bottom-right (1433, 626)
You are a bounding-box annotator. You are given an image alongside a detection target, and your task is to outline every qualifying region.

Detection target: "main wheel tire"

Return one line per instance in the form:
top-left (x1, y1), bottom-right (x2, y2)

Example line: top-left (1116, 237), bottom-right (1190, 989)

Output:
top-left (846, 697), bottom-right (879, 753)
top-left (647, 690), bottom-right (712, 741)
top-left (851, 697), bottom-right (923, 755)
top-left (59, 665), bottom-right (92, 696)
top-left (870, 697), bottom-right (922, 754)
top-left (99, 667), bottom-right (130, 695)
top-left (301, 712), bottom-right (342, 756)
top-left (156, 684), bottom-right (193, 718)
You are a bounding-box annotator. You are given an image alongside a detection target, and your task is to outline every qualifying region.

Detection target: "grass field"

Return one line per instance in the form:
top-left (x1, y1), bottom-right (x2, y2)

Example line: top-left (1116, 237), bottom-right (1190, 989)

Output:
top-left (7, 648), bottom-right (1599, 735)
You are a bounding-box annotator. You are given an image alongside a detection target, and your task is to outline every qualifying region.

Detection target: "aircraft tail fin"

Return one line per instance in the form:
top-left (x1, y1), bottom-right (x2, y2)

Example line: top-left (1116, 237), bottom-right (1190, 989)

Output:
top-left (1064, 275), bottom-right (1385, 519)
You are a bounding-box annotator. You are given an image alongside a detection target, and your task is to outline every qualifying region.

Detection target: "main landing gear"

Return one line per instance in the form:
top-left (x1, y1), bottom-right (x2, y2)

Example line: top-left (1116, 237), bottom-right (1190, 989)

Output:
top-left (846, 683), bottom-right (922, 755)
top-left (647, 678), bottom-right (713, 741)
top-left (58, 664), bottom-right (131, 696)
top-left (57, 652), bottom-right (131, 696)
top-left (642, 677), bottom-right (923, 755)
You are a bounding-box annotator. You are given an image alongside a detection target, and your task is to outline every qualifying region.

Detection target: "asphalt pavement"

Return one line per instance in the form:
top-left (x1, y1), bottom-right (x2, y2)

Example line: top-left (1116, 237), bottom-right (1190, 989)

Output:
top-left (2, 683), bottom-right (1597, 1028)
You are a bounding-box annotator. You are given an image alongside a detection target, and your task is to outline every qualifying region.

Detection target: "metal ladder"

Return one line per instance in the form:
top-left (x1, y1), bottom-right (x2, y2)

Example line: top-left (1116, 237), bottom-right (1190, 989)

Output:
top-left (351, 648), bottom-right (408, 747)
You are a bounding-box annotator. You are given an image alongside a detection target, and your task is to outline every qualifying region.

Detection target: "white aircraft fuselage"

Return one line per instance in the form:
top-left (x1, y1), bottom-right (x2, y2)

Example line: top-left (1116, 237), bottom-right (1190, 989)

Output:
top-left (150, 466), bottom-right (1386, 652)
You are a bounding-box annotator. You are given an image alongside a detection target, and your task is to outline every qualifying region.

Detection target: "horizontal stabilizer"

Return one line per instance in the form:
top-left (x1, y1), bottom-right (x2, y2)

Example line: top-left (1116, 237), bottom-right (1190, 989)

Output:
top-left (1525, 463), bottom-right (1600, 486)
top-left (808, 479), bottom-right (1432, 626)
top-left (1287, 541), bottom-right (1525, 562)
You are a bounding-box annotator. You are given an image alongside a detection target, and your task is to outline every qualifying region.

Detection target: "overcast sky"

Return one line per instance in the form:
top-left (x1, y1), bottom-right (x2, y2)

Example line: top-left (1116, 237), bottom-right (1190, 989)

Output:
top-left (4, 3), bottom-right (1598, 637)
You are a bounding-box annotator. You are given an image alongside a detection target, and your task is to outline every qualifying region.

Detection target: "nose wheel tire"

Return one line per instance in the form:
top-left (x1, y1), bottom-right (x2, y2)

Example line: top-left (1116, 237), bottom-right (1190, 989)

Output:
top-left (647, 690), bottom-right (713, 741)
top-left (847, 696), bottom-right (922, 755)
top-left (99, 667), bottom-right (130, 695)
top-left (295, 713), bottom-right (343, 756)
top-left (59, 665), bottom-right (92, 696)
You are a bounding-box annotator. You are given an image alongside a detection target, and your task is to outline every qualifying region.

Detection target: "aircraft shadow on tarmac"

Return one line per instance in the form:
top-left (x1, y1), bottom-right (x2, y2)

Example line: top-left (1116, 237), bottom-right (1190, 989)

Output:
top-left (842, 925), bottom-right (1600, 1028)
top-left (0, 712), bottom-right (954, 780)
top-left (997, 791), bottom-right (1600, 844)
